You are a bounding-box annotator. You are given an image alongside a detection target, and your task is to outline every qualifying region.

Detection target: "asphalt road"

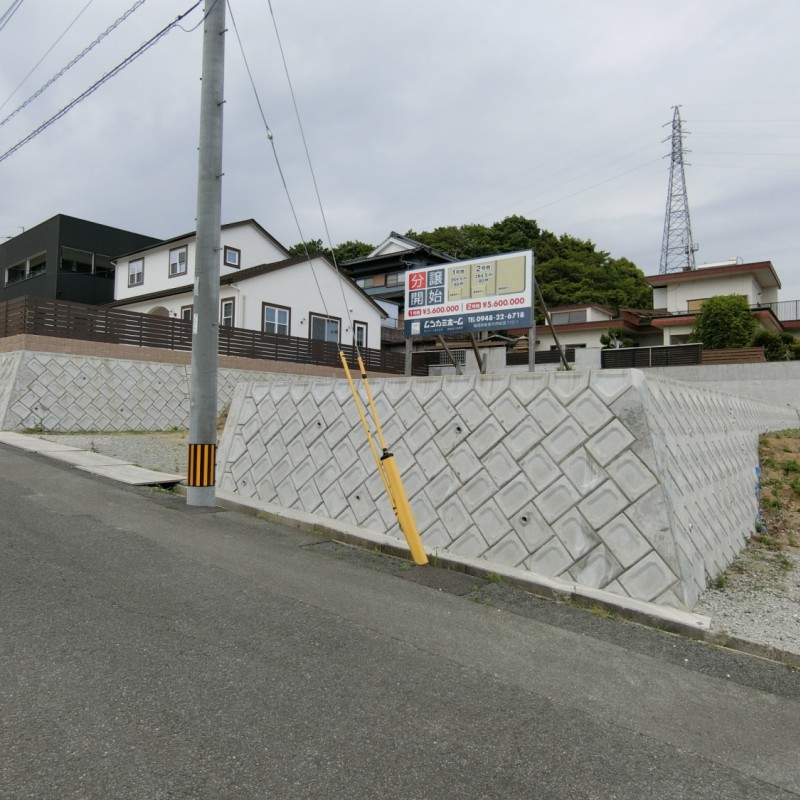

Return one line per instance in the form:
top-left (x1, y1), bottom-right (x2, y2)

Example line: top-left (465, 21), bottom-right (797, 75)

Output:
top-left (2, 445), bottom-right (799, 800)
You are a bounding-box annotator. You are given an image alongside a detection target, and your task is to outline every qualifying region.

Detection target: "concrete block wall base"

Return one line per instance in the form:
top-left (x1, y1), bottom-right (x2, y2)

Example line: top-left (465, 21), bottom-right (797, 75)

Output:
top-left (216, 370), bottom-right (800, 610)
top-left (0, 350), bottom-right (310, 432)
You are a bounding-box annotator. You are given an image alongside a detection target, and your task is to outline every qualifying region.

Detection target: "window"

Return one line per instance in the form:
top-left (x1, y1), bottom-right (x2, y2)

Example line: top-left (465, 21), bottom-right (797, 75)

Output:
top-left (385, 271), bottom-right (405, 287)
top-left (353, 321), bottom-right (368, 349)
top-left (223, 246), bottom-right (241, 268)
top-left (687, 298), bottom-right (707, 312)
top-left (181, 305), bottom-right (193, 322)
top-left (28, 254), bottom-right (46, 277)
top-left (551, 309), bottom-right (587, 325)
top-left (61, 247), bottom-right (93, 274)
top-left (128, 258), bottom-right (144, 287)
top-left (263, 303), bottom-right (290, 335)
top-left (169, 246), bottom-right (188, 277)
top-left (309, 313), bottom-right (340, 343)
top-left (355, 276), bottom-right (375, 289)
top-left (6, 261), bottom-right (26, 285)
top-left (220, 298), bottom-right (235, 327)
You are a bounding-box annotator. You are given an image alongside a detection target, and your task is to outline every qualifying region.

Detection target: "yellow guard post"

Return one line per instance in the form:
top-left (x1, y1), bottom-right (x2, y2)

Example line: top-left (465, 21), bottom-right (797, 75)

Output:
top-left (339, 352), bottom-right (428, 565)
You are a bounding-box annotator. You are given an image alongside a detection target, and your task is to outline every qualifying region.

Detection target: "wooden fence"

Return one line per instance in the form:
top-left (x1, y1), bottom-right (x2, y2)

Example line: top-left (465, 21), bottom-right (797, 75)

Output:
top-left (0, 296), bottom-right (413, 374)
top-left (601, 343), bottom-right (702, 369)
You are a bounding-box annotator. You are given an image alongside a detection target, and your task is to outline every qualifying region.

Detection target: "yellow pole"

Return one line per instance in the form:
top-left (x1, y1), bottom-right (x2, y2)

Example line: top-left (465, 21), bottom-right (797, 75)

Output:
top-left (381, 452), bottom-right (428, 565)
top-left (341, 351), bottom-right (427, 565)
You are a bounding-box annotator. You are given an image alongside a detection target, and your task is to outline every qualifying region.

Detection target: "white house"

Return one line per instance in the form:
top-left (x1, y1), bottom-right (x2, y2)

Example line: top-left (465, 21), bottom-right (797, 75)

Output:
top-left (645, 260), bottom-right (784, 345)
top-left (110, 220), bottom-right (385, 350)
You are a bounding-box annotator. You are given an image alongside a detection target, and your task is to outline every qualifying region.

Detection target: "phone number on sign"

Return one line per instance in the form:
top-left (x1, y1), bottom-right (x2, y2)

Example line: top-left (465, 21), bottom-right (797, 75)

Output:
top-left (467, 311), bottom-right (527, 324)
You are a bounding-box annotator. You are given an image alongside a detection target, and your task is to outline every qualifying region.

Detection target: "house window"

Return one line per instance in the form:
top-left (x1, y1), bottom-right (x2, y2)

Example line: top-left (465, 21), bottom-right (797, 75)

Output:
top-left (353, 321), bottom-right (368, 349)
top-left (551, 310), bottom-right (587, 325)
top-left (310, 313), bottom-right (340, 343)
top-left (223, 246), bottom-right (240, 268)
top-left (29, 253), bottom-right (46, 277)
top-left (181, 305), bottom-right (193, 322)
top-left (385, 271), bottom-right (405, 287)
top-left (355, 276), bottom-right (375, 289)
top-left (6, 261), bottom-right (26, 284)
top-left (61, 247), bottom-right (93, 273)
top-left (687, 298), bottom-right (707, 312)
top-left (263, 303), bottom-right (290, 335)
top-left (220, 298), bottom-right (235, 327)
top-left (169, 246), bottom-right (188, 277)
top-left (128, 258), bottom-right (144, 287)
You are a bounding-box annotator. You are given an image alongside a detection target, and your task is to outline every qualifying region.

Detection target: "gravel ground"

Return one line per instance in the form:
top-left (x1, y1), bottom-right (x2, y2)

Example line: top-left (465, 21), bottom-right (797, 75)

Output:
top-left (33, 431), bottom-right (800, 659)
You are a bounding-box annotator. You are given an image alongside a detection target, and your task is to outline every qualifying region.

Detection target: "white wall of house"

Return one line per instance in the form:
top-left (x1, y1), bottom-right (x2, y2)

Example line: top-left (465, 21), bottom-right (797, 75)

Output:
top-left (115, 256), bottom-right (384, 350)
top-left (114, 221), bottom-right (288, 303)
top-left (663, 274), bottom-right (778, 312)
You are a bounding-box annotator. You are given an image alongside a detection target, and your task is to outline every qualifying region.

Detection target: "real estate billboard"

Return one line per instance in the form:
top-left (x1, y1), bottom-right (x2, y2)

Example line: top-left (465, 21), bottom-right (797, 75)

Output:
top-left (403, 250), bottom-right (533, 337)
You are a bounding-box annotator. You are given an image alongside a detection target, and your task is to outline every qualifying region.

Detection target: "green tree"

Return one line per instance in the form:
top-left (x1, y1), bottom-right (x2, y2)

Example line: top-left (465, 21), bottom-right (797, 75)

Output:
top-left (287, 239), bottom-right (325, 258)
top-left (287, 239), bottom-right (374, 264)
top-left (690, 295), bottom-right (759, 349)
top-left (408, 216), bottom-right (651, 313)
top-left (751, 329), bottom-right (800, 361)
top-left (600, 327), bottom-right (635, 349)
top-left (332, 240), bottom-right (373, 263)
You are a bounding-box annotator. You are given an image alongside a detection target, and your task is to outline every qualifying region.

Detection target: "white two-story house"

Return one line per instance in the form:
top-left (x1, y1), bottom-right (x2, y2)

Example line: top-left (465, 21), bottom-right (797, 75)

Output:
top-left (109, 219), bottom-right (385, 350)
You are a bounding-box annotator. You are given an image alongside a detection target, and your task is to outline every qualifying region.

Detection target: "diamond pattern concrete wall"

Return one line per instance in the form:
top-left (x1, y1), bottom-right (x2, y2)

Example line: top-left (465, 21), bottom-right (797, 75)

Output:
top-left (216, 370), bottom-right (800, 610)
top-left (0, 351), bottom-right (300, 432)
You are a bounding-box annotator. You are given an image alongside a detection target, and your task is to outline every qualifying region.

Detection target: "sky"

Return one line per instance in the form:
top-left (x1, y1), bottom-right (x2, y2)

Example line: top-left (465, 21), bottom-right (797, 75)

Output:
top-left (0, 0), bottom-right (799, 300)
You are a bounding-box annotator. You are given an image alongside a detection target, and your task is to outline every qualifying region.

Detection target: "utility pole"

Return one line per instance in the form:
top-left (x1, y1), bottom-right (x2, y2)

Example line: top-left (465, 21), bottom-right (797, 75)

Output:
top-left (659, 106), bottom-right (698, 274)
top-left (187, 0), bottom-right (226, 507)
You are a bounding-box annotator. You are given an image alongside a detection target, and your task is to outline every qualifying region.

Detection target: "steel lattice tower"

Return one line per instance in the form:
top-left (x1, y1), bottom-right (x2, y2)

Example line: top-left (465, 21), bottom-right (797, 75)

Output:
top-left (659, 106), bottom-right (698, 273)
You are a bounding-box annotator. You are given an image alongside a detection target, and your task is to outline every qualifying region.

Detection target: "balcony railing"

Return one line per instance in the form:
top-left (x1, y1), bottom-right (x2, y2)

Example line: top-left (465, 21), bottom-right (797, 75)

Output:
top-left (645, 300), bottom-right (800, 323)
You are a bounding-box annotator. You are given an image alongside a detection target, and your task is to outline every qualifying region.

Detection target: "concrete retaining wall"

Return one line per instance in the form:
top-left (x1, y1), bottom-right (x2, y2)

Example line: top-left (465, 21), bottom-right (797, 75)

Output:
top-left (216, 370), bottom-right (799, 610)
top-left (648, 361), bottom-right (800, 411)
top-left (0, 349), bottom-right (314, 431)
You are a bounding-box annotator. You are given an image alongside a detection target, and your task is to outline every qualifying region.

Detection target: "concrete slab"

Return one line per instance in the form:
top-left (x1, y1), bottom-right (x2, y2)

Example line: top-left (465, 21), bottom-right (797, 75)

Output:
top-left (0, 432), bottom-right (82, 453)
top-left (76, 463), bottom-right (185, 486)
top-left (45, 450), bottom-right (135, 467)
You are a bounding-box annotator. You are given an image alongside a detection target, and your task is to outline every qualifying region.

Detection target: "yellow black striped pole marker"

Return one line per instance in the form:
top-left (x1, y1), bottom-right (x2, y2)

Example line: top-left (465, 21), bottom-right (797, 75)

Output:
top-left (188, 443), bottom-right (216, 487)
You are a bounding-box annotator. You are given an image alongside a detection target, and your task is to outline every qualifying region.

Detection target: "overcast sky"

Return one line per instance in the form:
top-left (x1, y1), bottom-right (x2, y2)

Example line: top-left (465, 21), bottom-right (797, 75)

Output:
top-left (1, 0), bottom-right (798, 300)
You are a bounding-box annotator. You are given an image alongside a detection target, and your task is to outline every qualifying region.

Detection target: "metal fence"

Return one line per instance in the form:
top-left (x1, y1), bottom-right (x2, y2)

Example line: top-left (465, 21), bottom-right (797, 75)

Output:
top-left (0, 295), bottom-right (409, 374)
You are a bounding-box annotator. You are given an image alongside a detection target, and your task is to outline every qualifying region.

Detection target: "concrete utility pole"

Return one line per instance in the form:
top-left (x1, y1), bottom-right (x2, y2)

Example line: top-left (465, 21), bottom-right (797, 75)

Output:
top-left (187, 0), bottom-right (226, 507)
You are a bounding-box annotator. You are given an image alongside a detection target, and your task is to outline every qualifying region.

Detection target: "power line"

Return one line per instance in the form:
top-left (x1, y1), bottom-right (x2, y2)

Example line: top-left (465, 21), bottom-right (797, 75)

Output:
top-left (0, 0), bottom-right (25, 35)
top-left (0, 1), bottom-right (203, 166)
top-left (0, 0), bottom-right (97, 115)
top-left (0, 0), bottom-right (149, 131)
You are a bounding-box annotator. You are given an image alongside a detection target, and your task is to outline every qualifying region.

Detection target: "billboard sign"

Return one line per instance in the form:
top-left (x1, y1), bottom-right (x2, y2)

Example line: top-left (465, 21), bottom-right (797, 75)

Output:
top-left (404, 250), bottom-right (533, 337)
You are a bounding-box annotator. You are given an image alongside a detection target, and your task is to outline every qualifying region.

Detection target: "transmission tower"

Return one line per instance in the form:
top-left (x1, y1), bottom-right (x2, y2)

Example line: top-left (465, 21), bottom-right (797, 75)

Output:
top-left (659, 106), bottom-right (698, 273)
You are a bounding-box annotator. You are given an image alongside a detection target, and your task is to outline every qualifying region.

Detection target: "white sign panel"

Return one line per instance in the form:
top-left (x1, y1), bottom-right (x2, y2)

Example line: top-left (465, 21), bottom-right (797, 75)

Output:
top-left (404, 250), bottom-right (533, 337)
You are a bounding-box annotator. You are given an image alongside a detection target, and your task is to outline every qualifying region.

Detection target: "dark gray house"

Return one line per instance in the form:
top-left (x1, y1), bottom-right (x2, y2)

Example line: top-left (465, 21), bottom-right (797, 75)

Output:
top-left (1, 214), bottom-right (160, 305)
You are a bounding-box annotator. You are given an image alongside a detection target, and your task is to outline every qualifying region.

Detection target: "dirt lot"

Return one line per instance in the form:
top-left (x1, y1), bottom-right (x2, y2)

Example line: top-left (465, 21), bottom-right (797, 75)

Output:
top-left (718, 428), bottom-right (800, 590)
top-left (757, 428), bottom-right (800, 553)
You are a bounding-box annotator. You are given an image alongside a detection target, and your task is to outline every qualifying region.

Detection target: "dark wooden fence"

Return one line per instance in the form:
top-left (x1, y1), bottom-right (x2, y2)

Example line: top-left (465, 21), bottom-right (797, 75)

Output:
top-left (0, 296), bottom-right (410, 374)
top-left (601, 343), bottom-right (702, 369)
top-left (506, 348), bottom-right (576, 367)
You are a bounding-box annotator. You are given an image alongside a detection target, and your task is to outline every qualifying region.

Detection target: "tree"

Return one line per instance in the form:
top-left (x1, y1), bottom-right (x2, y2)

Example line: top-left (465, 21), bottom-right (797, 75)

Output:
top-left (408, 215), bottom-right (652, 313)
top-left (286, 239), bottom-right (374, 264)
top-left (600, 327), bottom-right (635, 349)
top-left (690, 295), bottom-right (759, 349)
top-left (332, 240), bottom-right (373, 263)
top-left (751, 329), bottom-right (800, 361)
top-left (287, 239), bottom-right (325, 258)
